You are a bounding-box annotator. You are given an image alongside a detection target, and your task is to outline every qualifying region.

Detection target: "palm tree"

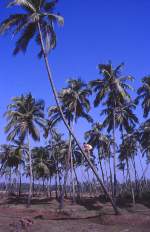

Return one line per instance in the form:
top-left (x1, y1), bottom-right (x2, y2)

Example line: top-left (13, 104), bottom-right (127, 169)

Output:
top-left (0, 143), bottom-right (24, 195)
top-left (102, 103), bottom-right (138, 135)
top-left (85, 123), bottom-right (110, 185)
top-left (136, 76), bottom-right (150, 181)
top-left (119, 133), bottom-right (139, 205)
top-left (4, 93), bottom-right (45, 206)
top-left (31, 146), bottom-right (51, 195)
top-left (59, 78), bottom-right (92, 123)
top-left (0, 1), bottom-right (118, 214)
top-left (136, 76), bottom-right (150, 118)
top-left (45, 79), bottom-right (93, 204)
top-left (90, 61), bottom-right (134, 202)
top-left (59, 78), bottom-right (93, 203)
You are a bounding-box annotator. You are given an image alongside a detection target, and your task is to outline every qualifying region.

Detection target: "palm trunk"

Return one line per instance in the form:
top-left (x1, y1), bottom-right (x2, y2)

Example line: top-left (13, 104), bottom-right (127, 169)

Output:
top-left (70, 147), bottom-right (75, 202)
top-left (47, 178), bottom-right (51, 198)
top-left (27, 131), bottom-right (33, 207)
top-left (73, 165), bottom-right (80, 199)
top-left (61, 103), bottom-right (77, 208)
top-left (104, 158), bottom-right (109, 189)
top-left (113, 109), bottom-right (117, 203)
top-left (70, 103), bottom-right (77, 203)
top-left (131, 156), bottom-right (139, 196)
top-left (98, 148), bottom-right (105, 185)
top-left (126, 158), bottom-right (135, 206)
top-left (55, 175), bottom-right (58, 199)
top-left (33, 174), bottom-right (35, 196)
top-left (18, 170), bottom-right (22, 197)
top-left (38, 22), bottom-right (119, 215)
top-left (108, 156), bottom-right (113, 196)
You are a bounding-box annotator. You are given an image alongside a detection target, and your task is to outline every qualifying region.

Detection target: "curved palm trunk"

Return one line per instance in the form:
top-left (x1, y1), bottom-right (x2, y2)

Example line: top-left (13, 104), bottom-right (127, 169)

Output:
top-left (37, 23), bottom-right (119, 215)
top-left (27, 132), bottom-right (33, 207)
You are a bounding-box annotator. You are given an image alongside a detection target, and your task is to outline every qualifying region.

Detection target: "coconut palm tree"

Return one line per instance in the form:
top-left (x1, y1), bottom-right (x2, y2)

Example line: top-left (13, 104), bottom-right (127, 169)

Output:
top-left (90, 61), bottom-right (134, 202)
top-left (59, 78), bottom-right (92, 123)
top-left (57, 78), bottom-right (93, 203)
top-left (4, 93), bottom-right (45, 206)
top-left (0, 1), bottom-right (118, 213)
top-left (90, 62), bottom-right (133, 108)
top-left (136, 76), bottom-right (150, 118)
top-left (0, 144), bottom-right (24, 194)
top-left (119, 133), bottom-right (139, 205)
top-left (102, 103), bottom-right (138, 135)
top-left (44, 79), bottom-right (93, 204)
top-left (31, 146), bottom-right (50, 194)
top-left (85, 123), bottom-right (111, 184)
top-left (136, 76), bottom-right (150, 180)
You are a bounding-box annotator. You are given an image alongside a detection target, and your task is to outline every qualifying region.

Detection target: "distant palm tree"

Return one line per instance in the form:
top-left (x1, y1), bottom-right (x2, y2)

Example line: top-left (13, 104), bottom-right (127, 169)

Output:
top-left (0, 1), bottom-right (118, 213)
top-left (136, 76), bottom-right (150, 118)
top-left (0, 143), bottom-right (24, 195)
top-left (119, 133), bottom-right (139, 205)
top-left (4, 93), bottom-right (45, 206)
top-left (90, 62), bottom-right (134, 202)
top-left (85, 123), bottom-right (111, 184)
top-left (136, 76), bottom-right (150, 180)
top-left (31, 146), bottom-right (50, 193)
top-left (102, 103), bottom-right (138, 135)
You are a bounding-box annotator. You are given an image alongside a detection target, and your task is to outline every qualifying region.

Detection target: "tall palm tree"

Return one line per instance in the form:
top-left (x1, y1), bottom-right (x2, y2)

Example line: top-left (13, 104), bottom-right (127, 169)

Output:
top-left (4, 93), bottom-right (45, 206)
top-left (136, 76), bottom-right (150, 118)
top-left (136, 76), bottom-right (150, 180)
top-left (0, 1), bottom-right (118, 213)
top-left (90, 61), bottom-right (134, 202)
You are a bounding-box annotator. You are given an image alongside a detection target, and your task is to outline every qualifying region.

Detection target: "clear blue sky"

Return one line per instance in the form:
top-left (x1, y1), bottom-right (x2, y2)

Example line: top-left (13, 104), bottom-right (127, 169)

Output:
top-left (0, 0), bottom-right (150, 145)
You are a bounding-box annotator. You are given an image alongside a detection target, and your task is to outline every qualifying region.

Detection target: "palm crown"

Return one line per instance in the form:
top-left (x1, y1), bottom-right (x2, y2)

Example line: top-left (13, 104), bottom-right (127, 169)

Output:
top-left (90, 62), bottom-right (133, 108)
top-left (59, 78), bottom-right (93, 123)
top-left (136, 76), bottom-right (150, 118)
top-left (101, 103), bottom-right (138, 133)
top-left (46, 78), bottom-right (93, 132)
top-left (5, 93), bottom-right (45, 143)
top-left (0, 0), bottom-right (64, 56)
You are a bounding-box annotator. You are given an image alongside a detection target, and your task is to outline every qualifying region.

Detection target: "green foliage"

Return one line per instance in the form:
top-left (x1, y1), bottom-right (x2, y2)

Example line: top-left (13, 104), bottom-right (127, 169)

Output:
top-left (0, 0), bottom-right (64, 56)
top-left (5, 93), bottom-right (45, 143)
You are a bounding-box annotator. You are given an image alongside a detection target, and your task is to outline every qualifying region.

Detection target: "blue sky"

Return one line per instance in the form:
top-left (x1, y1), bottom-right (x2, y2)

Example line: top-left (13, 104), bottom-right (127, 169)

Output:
top-left (0, 0), bottom-right (150, 146)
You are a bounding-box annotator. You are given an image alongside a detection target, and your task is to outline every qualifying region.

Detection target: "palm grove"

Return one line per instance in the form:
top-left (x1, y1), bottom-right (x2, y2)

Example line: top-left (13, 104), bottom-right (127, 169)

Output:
top-left (0, 0), bottom-right (149, 213)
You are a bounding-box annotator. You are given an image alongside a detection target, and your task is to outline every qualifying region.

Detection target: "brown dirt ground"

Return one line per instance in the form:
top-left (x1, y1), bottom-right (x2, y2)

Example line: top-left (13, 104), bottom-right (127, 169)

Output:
top-left (0, 195), bottom-right (150, 232)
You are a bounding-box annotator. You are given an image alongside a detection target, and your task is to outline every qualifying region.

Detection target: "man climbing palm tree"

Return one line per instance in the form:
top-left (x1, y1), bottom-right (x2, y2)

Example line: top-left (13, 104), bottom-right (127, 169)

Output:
top-left (0, 1), bottom-right (118, 213)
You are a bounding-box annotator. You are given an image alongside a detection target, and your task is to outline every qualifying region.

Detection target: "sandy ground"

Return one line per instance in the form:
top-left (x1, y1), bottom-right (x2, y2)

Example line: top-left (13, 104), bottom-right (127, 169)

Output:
top-left (0, 196), bottom-right (150, 231)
